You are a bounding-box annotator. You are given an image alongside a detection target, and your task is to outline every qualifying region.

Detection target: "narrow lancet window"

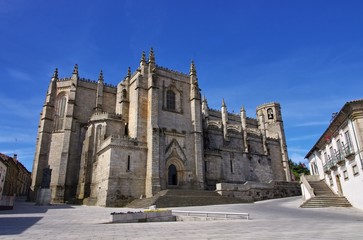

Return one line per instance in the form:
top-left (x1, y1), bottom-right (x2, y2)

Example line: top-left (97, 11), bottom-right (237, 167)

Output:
top-left (127, 155), bottom-right (131, 171)
top-left (166, 90), bottom-right (176, 110)
top-left (54, 95), bottom-right (67, 131)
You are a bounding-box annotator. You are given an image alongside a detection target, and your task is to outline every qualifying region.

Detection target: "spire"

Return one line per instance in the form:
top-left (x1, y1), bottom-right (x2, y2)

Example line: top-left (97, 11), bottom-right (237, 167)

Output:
top-left (240, 105), bottom-right (245, 112)
top-left (190, 60), bottom-right (197, 76)
top-left (202, 95), bottom-right (209, 116)
top-left (202, 95), bottom-right (207, 103)
top-left (73, 64), bottom-right (78, 75)
top-left (127, 67), bottom-right (131, 78)
top-left (140, 51), bottom-right (146, 63)
top-left (98, 70), bottom-right (104, 82)
top-left (148, 47), bottom-right (155, 64)
top-left (222, 98), bottom-right (226, 107)
top-left (71, 64), bottom-right (79, 81)
top-left (52, 68), bottom-right (58, 80)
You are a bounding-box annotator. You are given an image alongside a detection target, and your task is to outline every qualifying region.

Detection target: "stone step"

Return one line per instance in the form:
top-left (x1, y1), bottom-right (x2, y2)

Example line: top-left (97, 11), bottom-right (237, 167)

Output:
top-left (302, 179), bottom-right (352, 208)
top-left (301, 196), bottom-right (352, 208)
top-left (126, 189), bottom-right (251, 208)
top-left (307, 180), bottom-right (337, 197)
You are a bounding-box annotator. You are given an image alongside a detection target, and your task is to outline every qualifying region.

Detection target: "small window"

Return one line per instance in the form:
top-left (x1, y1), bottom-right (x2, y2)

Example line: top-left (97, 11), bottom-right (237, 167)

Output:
top-left (267, 108), bottom-right (274, 119)
top-left (343, 170), bottom-right (349, 180)
top-left (122, 89), bottom-right (127, 99)
top-left (352, 165), bottom-right (359, 176)
top-left (204, 161), bottom-right (208, 173)
top-left (230, 160), bottom-right (234, 173)
top-left (127, 155), bottom-right (131, 171)
top-left (124, 123), bottom-right (129, 136)
top-left (166, 90), bottom-right (176, 110)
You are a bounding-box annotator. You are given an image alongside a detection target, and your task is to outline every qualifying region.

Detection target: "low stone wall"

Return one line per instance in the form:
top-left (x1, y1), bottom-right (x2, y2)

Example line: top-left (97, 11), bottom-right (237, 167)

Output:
top-left (0, 195), bottom-right (15, 210)
top-left (216, 181), bottom-right (301, 201)
top-left (111, 210), bottom-right (175, 223)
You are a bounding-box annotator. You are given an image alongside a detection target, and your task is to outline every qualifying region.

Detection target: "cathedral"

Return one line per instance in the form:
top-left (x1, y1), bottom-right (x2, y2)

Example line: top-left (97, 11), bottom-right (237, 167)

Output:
top-left (31, 49), bottom-right (291, 206)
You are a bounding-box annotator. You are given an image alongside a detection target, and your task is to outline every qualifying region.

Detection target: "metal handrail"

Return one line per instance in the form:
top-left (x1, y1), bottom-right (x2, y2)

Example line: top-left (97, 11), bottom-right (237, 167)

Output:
top-left (343, 145), bottom-right (355, 157)
top-left (172, 210), bottom-right (250, 220)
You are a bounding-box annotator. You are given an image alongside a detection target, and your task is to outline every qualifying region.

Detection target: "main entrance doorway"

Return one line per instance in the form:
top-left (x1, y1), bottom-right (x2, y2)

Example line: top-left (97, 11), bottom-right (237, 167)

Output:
top-left (168, 164), bottom-right (178, 186)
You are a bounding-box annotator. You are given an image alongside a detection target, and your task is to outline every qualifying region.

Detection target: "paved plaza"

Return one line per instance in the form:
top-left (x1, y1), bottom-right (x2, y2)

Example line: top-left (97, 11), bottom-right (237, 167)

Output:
top-left (1, 196), bottom-right (363, 239)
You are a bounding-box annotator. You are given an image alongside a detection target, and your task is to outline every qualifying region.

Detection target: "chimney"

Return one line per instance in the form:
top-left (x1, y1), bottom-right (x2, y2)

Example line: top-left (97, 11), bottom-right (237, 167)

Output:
top-left (13, 154), bottom-right (17, 161)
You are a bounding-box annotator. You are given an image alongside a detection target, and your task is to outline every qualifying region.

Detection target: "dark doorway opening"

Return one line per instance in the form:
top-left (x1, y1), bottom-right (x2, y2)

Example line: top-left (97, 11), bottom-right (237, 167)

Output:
top-left (168, 164), bottom-right (177, 186)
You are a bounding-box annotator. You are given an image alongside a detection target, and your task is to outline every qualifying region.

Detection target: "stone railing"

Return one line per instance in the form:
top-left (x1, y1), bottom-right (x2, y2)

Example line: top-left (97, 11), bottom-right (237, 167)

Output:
top-left (300, 174), bottom-right (315, 202)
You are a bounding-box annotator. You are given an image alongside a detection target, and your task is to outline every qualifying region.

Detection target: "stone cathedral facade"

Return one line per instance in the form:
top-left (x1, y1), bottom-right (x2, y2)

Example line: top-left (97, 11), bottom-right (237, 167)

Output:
top-left (31, 49), bottom-right (291, 206)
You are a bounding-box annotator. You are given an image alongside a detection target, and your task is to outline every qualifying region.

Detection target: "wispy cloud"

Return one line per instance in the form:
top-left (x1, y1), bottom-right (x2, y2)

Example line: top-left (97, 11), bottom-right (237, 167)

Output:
top-left (0, 95), bottom-right (41, 120)
top-left (7, 68), bottom-right (32, 81)
top-left (0, 133), bottom-right (35, 144)
top-left (287, 134), bottom-right (320, 142)
top-left (288, 147), bottom-right (309, 154)
top-left (293, 121), bottom-right (328, 127)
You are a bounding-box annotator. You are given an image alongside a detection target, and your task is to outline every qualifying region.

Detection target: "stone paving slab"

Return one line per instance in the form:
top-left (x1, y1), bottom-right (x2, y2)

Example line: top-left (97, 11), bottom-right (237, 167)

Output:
top-left (0, 196), bottom-right (363, 239)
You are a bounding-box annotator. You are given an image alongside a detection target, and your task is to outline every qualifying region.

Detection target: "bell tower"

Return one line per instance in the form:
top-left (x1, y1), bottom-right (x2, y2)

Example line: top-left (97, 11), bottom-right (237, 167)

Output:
top-left (256, 103), bottom-right (291, 181)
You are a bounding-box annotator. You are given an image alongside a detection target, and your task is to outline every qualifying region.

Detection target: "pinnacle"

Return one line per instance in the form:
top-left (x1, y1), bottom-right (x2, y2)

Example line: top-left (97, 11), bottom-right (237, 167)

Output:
top-left (202, 95), bottom-right (207, 102)
top-left (148, 47), bottom-right (155, 63)
top-left (140, 51), bottom-right (146, 63)
top-left (73, 64), bottom-right (78, 74)
top-left (190, 60), bottom-right (197, 76)
top-left (127, 67), bottom-right (131, 78)
top-left (52, 68), bottom-right (58, 79)
top-left (222, 98), bottom-right (226, 107)
top-left (98, 70), bottom-right (104, 82)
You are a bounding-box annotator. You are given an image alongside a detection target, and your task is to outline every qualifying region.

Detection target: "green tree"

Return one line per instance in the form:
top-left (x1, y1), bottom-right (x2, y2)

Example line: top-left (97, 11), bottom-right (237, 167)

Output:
top-left (289, 159), bottom-right (309, 181)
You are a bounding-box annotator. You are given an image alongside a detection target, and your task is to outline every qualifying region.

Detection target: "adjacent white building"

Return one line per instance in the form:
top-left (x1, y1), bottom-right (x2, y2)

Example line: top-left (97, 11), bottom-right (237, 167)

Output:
top-left (305, 99), bottom-right (363, 210)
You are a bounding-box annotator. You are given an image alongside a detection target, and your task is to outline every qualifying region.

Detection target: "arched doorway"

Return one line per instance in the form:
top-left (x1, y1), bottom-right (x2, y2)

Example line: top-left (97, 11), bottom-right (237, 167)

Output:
top-left (168, 164), bottom-right (178, 186)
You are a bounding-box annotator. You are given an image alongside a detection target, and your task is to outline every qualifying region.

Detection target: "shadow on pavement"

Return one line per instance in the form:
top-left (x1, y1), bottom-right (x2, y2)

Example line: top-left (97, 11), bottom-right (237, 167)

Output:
top-left (0, 217), bottom-right (43, 235)
top-left (0, 198), bottom-right (75, 235)
top-left (0, 198), bottom-right (75, 214)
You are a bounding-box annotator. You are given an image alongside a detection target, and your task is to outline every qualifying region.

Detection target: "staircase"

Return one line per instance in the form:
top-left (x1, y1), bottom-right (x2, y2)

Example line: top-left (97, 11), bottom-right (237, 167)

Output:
top-left (126, 189), bottom-right (251, 208)
top-left (301, 180), bottom-right (352, 208)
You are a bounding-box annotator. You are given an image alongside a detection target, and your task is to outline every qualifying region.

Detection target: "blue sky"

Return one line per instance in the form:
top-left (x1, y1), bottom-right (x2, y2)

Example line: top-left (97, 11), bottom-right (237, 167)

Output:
top-left (1, 0), bottom-right (363, 172)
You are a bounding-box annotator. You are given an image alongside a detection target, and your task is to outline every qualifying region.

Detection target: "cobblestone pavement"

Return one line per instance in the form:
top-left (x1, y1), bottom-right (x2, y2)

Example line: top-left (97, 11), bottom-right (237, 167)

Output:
top-left (1, 196), bottom-right (363, 239)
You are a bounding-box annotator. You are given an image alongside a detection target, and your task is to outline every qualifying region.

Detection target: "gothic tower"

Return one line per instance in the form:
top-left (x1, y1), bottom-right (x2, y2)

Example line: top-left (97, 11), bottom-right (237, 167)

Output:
top-left (256, 103), bottom-right (291, 181)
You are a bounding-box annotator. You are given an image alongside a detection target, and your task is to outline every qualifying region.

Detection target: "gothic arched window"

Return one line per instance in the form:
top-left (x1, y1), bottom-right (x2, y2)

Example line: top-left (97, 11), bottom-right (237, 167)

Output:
top-left (54, 95), bottom-right (67, 131)
top-left (166, 90), bottom-right (176, 110)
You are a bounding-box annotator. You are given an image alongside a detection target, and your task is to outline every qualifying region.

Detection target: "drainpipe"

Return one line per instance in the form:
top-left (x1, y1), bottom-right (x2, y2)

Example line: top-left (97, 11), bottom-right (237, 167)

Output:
top-left (349, 119), bottom-right (363, 169)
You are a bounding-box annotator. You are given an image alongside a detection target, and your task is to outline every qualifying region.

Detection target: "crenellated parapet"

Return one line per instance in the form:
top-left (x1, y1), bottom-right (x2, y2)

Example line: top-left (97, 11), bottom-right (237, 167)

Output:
top-left (57, 75), bottom-right (117, 89)
top-left (97, 135), bottom-right (147, 155)
top-left (156, 65), bottom-right (189, 78)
